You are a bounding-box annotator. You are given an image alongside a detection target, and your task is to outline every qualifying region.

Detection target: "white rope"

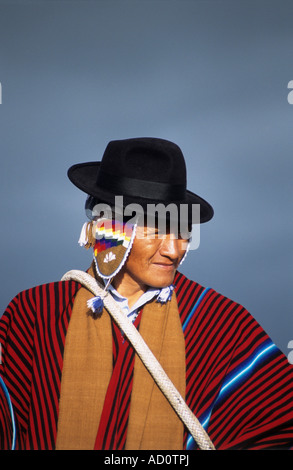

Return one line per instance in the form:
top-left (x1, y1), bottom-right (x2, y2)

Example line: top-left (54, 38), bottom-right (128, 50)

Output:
top-left (61, 269), bottom-right (215, 450)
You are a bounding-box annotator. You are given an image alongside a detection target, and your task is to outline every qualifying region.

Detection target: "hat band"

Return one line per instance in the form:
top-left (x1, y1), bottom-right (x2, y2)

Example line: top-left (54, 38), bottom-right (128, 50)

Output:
top-left (96, 170), bottom-right (186, 201)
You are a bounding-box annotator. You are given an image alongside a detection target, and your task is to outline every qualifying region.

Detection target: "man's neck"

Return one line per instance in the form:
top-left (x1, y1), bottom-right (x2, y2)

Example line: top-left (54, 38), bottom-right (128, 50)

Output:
top-left (112, 271), bottom-right (147, 310)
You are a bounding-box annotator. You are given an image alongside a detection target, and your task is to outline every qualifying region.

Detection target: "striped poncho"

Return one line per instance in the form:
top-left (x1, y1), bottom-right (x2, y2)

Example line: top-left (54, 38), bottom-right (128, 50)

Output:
top-left (0, 271), bottom-right (293, 450)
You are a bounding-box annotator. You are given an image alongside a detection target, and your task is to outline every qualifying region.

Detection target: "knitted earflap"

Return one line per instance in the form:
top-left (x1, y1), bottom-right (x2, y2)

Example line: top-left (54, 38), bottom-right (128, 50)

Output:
top-left (92, 218), bottom-right (137, 281)
top-left (78, 217), bottom-right (137, 315)
top-left (78, 221), bottom-right (96, 249)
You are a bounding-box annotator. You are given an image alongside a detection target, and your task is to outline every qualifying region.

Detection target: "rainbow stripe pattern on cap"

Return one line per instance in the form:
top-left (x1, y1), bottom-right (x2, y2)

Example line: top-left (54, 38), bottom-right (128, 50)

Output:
top-left (92, 218), bottom-right (136, 279)
top-left (93, 219), bottom-right (133, 255)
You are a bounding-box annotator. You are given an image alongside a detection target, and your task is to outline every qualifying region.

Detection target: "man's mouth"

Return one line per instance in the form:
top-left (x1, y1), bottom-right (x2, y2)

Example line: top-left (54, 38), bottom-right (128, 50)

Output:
top-left (153, 262), bottom-right (176, 271)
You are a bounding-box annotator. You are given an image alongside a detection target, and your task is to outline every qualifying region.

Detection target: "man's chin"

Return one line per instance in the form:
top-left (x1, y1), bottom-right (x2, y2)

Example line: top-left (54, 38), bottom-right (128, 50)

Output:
top-left (146, 272), bottom-right (176, 289)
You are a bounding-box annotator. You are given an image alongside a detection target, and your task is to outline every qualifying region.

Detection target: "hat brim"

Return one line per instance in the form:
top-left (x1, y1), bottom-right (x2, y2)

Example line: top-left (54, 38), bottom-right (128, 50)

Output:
top-left (68, 162), bottom-right (214, 224)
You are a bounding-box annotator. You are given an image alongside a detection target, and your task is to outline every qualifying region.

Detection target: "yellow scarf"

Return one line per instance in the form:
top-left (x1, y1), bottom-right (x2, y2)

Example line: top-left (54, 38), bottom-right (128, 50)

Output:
top-left (56, 278), bottom-right (186, 450)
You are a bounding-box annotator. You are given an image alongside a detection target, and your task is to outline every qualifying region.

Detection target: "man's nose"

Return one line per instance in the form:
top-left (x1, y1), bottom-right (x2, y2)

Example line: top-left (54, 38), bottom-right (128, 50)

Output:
top-left (159, 235), bottom-right (182, 260)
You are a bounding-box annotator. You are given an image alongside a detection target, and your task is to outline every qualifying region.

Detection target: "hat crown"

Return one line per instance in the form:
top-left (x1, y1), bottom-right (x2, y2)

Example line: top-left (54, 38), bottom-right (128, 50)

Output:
top-left (100, 138), bottom-right (187, 186)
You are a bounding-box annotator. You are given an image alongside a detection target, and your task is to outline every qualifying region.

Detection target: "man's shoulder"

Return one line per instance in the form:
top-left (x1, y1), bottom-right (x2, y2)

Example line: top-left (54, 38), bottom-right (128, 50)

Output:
top-left (174, 270), bottom-right (205, 293)
top-left (175, 271), bottom-right (249, 318)
top-left (175, 272), bottom-right (257, 353)
top-left (3, 278), bottom-right (81, 316)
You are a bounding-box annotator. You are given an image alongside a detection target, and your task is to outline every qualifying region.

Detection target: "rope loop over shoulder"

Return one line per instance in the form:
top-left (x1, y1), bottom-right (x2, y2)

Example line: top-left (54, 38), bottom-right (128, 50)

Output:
top-left (61, 269), bottom-right (215, 451)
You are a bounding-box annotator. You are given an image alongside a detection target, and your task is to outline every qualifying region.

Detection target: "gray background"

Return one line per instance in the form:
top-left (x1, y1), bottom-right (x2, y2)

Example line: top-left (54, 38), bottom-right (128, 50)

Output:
top-left (0, 0), bottom-right (292, 354)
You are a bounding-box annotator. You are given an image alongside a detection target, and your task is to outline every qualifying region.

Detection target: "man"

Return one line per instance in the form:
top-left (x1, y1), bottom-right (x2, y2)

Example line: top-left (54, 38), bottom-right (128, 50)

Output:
top-left (0, 137), bottom-right (293, 450)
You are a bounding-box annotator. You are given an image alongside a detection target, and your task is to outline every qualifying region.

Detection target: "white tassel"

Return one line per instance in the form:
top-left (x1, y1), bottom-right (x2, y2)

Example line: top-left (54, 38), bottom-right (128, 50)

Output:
top-left (87, 295), bottom-right (105, 315)
top-left (78, 222), bottom-right (89, 247)
top-left (157, 285), bottom-right (174, 303)
top-left (87, 279), bottom-right (111, 317)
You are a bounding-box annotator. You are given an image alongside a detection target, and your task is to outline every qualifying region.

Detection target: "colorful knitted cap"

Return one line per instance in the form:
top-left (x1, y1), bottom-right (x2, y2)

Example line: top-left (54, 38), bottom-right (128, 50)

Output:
top-left (92, 217), bottom-right (136, 280)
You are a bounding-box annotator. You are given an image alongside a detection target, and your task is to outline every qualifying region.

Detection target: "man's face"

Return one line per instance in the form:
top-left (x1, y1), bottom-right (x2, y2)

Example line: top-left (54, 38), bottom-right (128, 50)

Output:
top-left (119, 224), bottom-right (188, 291)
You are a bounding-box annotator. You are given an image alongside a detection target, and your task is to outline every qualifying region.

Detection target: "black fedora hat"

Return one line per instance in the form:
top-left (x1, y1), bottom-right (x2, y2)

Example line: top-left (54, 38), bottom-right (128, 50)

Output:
top-left (68, 137), bottom-right (214, 224)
